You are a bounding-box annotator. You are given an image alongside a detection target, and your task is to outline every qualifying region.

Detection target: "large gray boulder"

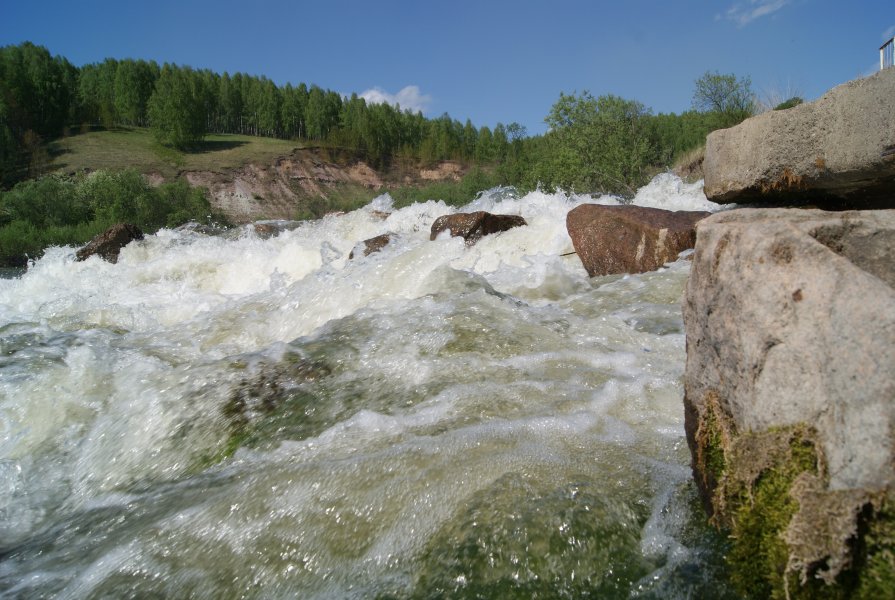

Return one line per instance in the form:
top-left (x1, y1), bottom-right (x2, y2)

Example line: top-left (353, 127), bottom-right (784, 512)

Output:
top-left (704, 68), bottom-right (895, 208)
top-left (682, 207), bottom-right (895, 595)
top-left (566, 204), bottom-right (709, 276)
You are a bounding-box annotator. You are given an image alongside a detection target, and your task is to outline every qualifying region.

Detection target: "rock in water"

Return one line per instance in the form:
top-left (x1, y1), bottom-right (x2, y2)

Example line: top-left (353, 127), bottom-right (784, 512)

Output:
top-left (566, 204), bottom-right (709, 276)
top-left (682, 207), bottom-right (895, 595)
top-left (704, 68), bottom-right (895, 208)
top-left (430, 211), bottom-right (526, 244)
top-left (348, 233), bottom-right (393, 259)
top-left (76, 223), bottom-right (144, 263)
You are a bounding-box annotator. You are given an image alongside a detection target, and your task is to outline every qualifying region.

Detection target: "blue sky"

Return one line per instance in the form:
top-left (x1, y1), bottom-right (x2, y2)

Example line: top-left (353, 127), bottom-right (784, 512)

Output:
top-left (2, 0), bottom-right (892, 134)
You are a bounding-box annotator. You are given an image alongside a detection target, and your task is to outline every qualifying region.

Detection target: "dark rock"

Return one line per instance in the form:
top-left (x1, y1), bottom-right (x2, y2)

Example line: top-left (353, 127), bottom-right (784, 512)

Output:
top-left (430, 211), bottom-right (526, 244)
top-left (349, 233), bottom-right (393, 259)
top-left (252, 220), bottom-right (302, 239)
top-left (704, 68), bottom-right (895, 208)
top-left (76, 223), bottom-right (144, 264)
top-left (566, 204), bottom-right (709, 276)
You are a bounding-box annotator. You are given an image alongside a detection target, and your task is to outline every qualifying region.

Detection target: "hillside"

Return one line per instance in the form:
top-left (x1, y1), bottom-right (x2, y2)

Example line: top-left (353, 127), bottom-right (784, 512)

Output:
top-left (47, 128), bottom-right (469, 223)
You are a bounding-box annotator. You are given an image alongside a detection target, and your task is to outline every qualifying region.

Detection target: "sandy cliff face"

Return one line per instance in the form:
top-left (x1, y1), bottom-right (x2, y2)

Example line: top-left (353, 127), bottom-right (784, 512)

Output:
top-left (182, 149), bottom-right (465, 223)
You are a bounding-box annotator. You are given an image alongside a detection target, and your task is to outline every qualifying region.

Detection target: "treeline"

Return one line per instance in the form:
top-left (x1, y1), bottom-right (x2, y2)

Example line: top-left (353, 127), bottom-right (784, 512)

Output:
top-left (502, 93), bottom-right (727, 196)
top-left (0, 42), bottom-right (521, 187)
top-left (1, 41), bottom-right (763, 202)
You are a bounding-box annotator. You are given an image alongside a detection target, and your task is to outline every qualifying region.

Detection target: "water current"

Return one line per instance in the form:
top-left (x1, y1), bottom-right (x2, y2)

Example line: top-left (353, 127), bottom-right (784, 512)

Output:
top-left (0, 174), bottom-right (739, 598)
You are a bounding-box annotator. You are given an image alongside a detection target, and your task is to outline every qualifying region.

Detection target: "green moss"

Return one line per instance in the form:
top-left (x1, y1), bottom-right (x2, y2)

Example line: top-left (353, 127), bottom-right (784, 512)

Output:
top-left (726, 432), bottom-right (826, 599)
top-left (703, 408), bottom-right (728, 486)
top-left (854, 496), bottom-right (895, 598)
top-left (695, 392), bottom-right (895, 600)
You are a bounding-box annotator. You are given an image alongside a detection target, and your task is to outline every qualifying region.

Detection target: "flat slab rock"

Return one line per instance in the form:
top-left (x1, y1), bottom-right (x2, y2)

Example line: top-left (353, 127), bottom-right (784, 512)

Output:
top-left (683, 207), bottom-right (895, 494)
top-left (566, 204), bottom-right (710, 276)
top-left (430, 211), bottom-right (526, 244)
top-left (76, 223), bottom-right (144, 263)
top-left (704, 68), bottom-right (895, 208)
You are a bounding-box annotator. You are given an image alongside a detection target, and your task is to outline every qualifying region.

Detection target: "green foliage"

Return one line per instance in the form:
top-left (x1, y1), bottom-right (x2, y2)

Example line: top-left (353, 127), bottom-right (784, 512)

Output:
top-left (1, 41), bottom-right (756, 205)
top-left (693, 71), bottom-right (755, 128)
top-left (113, 59), bottom-right (159, 126)
top-left (523, 92), bottom-right (657, 196)
top-left (774, 97), bottom-right (804, 110)
top-left (148, 65), bottom-right (208, 149)
top-left (0, 169), bottom-right (218, 264)
top-left (1, 175), bottom-right (90, 227)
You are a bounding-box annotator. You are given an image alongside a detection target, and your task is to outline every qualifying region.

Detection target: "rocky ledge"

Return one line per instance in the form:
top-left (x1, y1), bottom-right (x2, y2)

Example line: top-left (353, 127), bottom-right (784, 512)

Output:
top-left (685, 69), bottom-right (895, 598)
top-left (704, 67), bottom-right (895, 208)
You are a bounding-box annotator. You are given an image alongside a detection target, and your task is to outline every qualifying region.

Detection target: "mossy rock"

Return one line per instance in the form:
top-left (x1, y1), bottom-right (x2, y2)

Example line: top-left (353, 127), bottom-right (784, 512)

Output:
top-left (692, 397), bottom-right (895, 598)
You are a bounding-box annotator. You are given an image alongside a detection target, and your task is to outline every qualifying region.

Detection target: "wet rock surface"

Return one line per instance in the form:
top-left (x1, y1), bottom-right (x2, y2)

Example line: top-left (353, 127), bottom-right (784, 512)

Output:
top-left (566, 204), bottom-right (709, 276)
top-left (430, 211), bottom-right (526, 244)
top-left (76, 223), bottom-right (144, 263)
top-left (348, 233), bottom-right (393, 259)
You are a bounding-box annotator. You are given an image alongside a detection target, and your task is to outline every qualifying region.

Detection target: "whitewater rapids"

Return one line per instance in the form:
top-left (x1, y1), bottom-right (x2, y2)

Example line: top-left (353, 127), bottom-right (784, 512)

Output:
top-left (0, 174), bottom-right (737, 598)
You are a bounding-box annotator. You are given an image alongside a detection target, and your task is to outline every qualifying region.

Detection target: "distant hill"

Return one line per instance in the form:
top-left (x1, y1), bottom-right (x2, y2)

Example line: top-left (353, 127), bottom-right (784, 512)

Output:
top-left (47, 127), bottom-right (471, 223)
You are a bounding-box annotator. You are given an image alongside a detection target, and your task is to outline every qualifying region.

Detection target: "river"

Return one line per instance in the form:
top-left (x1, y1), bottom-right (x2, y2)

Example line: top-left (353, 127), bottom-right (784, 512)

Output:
top-left (0, 174), bottom-right (738, 598)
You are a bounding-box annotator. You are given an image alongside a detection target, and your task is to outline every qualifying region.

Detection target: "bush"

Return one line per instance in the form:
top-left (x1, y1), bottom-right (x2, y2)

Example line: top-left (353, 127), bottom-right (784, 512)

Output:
top-left (774, 97), bottom-right (804, 111)
top-left (0, 169), bottom-right (220, 265)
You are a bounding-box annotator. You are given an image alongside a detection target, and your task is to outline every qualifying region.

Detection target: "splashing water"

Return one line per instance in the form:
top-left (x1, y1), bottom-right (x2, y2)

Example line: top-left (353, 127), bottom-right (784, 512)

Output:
top-left (0, 176), bottom-right (737, 598)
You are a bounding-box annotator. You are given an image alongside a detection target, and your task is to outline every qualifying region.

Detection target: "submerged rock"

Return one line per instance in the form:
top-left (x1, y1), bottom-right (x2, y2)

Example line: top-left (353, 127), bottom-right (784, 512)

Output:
top-left (252, 220), bottom-right (303, 239)
top-left (566, 204), bottom-right (709, 276)
top-left (430, 211), bottom-right (526, 244)
top-left (76, 223), bottom-right (144, 264)
top-left (704, 68), bottom-right (895, 208)
top-left (348, 233), bottom-right (393, 259)
top-left (682, 207), bottom-right (895, 596)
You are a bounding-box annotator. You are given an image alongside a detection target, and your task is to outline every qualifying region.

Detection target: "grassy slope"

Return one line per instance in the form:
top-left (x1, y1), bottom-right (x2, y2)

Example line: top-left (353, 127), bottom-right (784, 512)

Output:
top-left (49, 128), bottom-right (304, 178)
top-left (45, 128), bottom-right (487, 218)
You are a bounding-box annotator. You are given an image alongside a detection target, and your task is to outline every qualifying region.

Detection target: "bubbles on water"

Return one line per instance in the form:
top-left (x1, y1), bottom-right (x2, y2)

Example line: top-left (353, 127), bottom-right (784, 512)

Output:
top-left (0, 174), bottom-right (732, 598)
top-left (413, 472), bottom-right (653, 599)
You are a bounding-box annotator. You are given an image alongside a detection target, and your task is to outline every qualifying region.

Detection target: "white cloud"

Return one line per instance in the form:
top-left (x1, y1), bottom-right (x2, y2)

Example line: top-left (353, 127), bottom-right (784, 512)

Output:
top-left (359, 85), bottom-right (432, 113)
top-left (722, 0), bottom-right (791, 26)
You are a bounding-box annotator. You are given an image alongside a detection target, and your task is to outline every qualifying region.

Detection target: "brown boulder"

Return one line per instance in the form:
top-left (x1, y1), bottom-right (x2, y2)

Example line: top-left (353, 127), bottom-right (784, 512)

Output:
top-left (76, 223), bottom-right (144, 263)
top-left (253, 220), bottom-right (302, 239)
top-left (566, 204), bottom-right (710, 276)
top-left (348, 233), bottom-right (393, 259)
top-left (430, 211), bottom-right (526, 244)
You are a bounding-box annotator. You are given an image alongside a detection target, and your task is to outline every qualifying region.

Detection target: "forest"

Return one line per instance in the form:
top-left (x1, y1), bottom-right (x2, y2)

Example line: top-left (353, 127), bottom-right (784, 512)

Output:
top-left (0, 42), bottom-right (769, 265)
top-left (0, 42), bottom-right (760, 192)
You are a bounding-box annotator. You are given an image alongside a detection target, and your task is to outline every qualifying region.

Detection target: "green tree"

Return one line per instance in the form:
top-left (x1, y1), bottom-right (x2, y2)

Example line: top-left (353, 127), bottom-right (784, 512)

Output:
top-left (534, 92), bottom-right (656, 195)
top-left (148, 65), bottom-right (207, 149)
top-left (113, 59), bottom-right (158, 126)
top-left (692, 71), bottom-right (754, 127)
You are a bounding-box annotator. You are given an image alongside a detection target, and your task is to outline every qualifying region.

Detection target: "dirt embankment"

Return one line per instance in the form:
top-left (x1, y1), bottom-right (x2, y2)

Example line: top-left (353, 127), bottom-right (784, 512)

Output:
top-left (182, 148), bottom-right (466, 223)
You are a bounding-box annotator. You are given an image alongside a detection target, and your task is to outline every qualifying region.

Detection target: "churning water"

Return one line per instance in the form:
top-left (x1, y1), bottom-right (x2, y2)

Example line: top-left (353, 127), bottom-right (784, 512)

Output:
top-left (0, 174), bottom-right (737, 599)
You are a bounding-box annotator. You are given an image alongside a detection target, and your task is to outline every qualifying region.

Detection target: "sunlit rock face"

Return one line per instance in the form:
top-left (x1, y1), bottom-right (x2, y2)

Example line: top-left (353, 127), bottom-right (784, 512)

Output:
top-left (704, 68), bottom-right (895, 209)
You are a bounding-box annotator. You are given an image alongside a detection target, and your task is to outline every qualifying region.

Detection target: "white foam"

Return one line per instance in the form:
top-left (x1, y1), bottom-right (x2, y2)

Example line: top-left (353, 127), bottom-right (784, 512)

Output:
top-left (631, 173), bottom-right (720, 212)
top-left (0, 176), bottom-right (711, 597)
